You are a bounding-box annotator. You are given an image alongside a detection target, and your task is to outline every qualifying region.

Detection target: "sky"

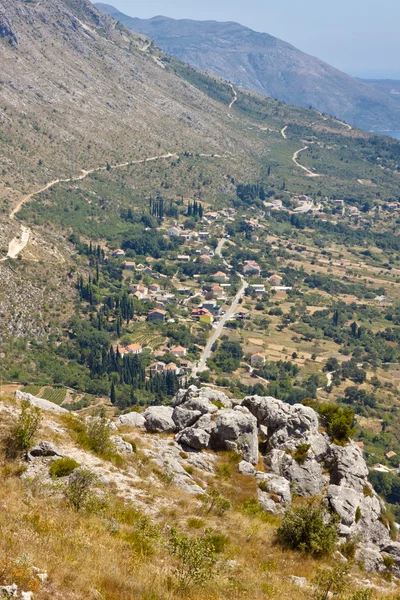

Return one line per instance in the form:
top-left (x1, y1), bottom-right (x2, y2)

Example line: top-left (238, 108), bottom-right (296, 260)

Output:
top-left (104, 0), bottom-right (400, 79)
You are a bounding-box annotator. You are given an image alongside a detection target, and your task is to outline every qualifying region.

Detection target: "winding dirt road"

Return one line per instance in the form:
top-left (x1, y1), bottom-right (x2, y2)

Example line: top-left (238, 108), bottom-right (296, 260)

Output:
top-left (3, 153), bottom-right (178, 263)
top-left (281, 125), bottom-right (288, 139)
top-left (9, 153), bottom-right (178, 221)
top-left (228, 84), bottom-right (238, 110)
top-left (292, 146), bottom-right (322, 178)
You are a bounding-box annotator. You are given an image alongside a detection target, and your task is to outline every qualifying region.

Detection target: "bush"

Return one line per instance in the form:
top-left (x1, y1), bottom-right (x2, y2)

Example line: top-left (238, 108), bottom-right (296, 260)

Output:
top-left (317, 404), bottom-right (354, 444)
top-left (200, 488), bottom-right (231, 516)
top-left (86, 411), bottom-right (113, 455)
top-left (49, 457), bottom-right (80, 479)
top-left (277, 501), bottom-right (339, 556)
top-left (7, 401), bottom-right (42, 457)
top-left (312, 561), bottom-right (349, 600)
top-left (168, 529), bottom-right (218, 590)
top-left (292, 443), bottom-right (311, 465)
top-left (65, 467), bottom-right (97, 510)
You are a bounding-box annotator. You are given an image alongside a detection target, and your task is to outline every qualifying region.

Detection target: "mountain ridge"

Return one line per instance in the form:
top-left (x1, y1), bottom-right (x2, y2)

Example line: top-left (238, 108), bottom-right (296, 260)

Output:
top-left (95, 3), bottom-right (400, 132)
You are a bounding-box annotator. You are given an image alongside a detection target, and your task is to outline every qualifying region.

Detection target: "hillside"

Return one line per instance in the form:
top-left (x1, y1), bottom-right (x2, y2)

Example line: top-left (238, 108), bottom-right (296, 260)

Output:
top-left (1, 387), bottom-right (400, 599)
top-left (2, 2), bottom-right (400, 591)
top-left (95, 3), bottom-right (400, 132)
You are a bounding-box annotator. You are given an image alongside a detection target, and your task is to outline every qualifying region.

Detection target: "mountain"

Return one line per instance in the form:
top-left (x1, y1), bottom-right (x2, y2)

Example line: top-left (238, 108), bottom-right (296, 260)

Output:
top-left (95, 3), bottom-right (400, 132)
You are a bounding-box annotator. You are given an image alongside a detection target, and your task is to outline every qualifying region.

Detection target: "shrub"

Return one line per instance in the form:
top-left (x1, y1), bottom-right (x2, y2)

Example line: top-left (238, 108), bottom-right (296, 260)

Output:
top-left (312, 561), bottom-right (349, 600)
top-left (201, 488), bottom-right (231, 516)
top-left (363, 484), bottom-right (373, 497)
top-left (168, 529), bottom-right (218, 590)
top-left (205, 532), bottom-right (229, 553)
top-left (292, 443), bottom-right (311, 465)
top-left (339, 535), bottom-right (360, 560)
top-left (383, 555), bottom-right (395, 570)
top-left (86, 411), bottom-right (113, 455)
top-left (7, 401), bottom-right (42, 457)
top-left (65, 468), bottom-right (97, 510)
top-left (277, 501), bottom-right (339, 556)
top-left (123, 514), bottom-right (160, 557)
top-left (317, 404), bottom-right (354, 444)
top-left (49, 457), bottom-right (80, 479)
top-left (355, 506), bottom-right (362, 523)
top-left (187, 518), bottom-right (205, 529)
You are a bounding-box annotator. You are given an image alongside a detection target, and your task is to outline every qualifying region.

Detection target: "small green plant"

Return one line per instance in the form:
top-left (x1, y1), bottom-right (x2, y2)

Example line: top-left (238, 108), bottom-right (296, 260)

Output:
top-left (168, 529), bottom-right (218, 590)
top-left (383, 555), bottom-right (395, 570)
top-left (355, 506), bottom-right (362, 523)
top-left (86, 411), bottom-right (113, 455)
top-left (122, 514), bottom-right (160, 557)
top-left (201, 488), bottom-right (231, 516)
top-left (204, 532), bottom-right (229, 553)
top-left (277, 500), bottom-right (339, 556)
top-left (339, 535), bottom-right (360, 560)
top-left (7, 401), bottom-right (42, 457)
top-left (153, 468), bottom-right (174, 486)
top-left (65, 467), bottom-right (97, 510)
top-left (317, 404), bottom-right (354, 445)
top-left (187, 517), bottom-right (205, 529)
top-left (292, 443), bottom-right (311, 465)
top-left (363, 485), bottom-right (373, 497)
top-left (312, 561), bottom-right (349, 600)
top-left (49, 457), bottom-right (80, 479)
top-left (342, 591), bottom-right (372, 600)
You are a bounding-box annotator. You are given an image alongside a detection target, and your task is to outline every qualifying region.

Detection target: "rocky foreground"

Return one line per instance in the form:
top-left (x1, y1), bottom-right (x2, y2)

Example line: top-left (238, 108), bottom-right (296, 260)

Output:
top-left (13, 386), bottom-right (400, 578)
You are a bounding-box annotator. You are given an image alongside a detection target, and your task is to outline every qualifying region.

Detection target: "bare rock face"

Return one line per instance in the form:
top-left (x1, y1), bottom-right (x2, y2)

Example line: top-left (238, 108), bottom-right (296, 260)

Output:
top-left (141, 388), bottom-right (396, 571)
top-left (15, 390), bottom-right (68, 414)
top-left (327, 443), bottom-right (369, 492)
top-left (210, 407), bottom-right (258, 464)
top-left (29, 441), bottom-right (63, 458)
top-left (175, 427), bottom-right (210, 451)
top-left (172, 406), bottom-right (202, 429)
top-left (117, 412), bottom-right (146, 429)
top-left (143, 406), bottom-right (176, 433)
top-left (0, 12), bottom-right (18, 46)
top-left (264, 448), bottom-right (327, 497)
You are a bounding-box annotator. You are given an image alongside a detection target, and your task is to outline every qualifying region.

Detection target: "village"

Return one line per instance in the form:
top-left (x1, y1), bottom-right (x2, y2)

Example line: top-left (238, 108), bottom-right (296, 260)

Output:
top-left (102, 189), bottom-right (400, 391)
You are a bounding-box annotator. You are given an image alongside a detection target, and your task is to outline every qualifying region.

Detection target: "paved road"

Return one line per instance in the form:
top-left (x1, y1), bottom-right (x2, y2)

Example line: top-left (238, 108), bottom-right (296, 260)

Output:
top-left (192, 275), bottom-right (248, 377)
top-left (215, 237), bottom-right (227, 257)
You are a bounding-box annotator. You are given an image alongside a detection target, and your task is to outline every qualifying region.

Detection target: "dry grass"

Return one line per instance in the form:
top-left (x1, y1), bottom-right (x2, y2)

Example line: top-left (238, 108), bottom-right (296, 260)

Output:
top-left (0, 398), bottom-right (396, 599)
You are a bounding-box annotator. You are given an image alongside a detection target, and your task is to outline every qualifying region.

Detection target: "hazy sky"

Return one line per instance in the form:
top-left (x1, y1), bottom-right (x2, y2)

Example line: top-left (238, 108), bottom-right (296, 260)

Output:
top-left (104, 0), bottom-right (400, 78)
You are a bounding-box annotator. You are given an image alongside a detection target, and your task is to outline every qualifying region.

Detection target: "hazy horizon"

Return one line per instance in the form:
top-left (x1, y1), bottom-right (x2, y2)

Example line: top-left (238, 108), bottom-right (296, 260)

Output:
top-left (97, 0), bottom-right (400, 80)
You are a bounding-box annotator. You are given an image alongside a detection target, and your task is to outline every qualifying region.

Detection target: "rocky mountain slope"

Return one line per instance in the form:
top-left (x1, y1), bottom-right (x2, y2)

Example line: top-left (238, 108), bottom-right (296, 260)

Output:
top-left (96, 3), bottom-right (400, 132)
top-left (1, 386), bottom-right (399, 598)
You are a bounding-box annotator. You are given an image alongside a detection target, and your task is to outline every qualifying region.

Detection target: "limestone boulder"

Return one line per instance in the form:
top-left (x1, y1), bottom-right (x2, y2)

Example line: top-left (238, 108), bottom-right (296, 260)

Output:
top-left (143, 406), bottom-right (176, 433)
top-left (117, 412), bottom-right (146, 428)
top-left (172, 406), bottom-right (202, 430)
top-left (175, 427), bottom-right (210, 451)
top-left (327, 443), bottom-right (369, 492)
top-left (238, 460), bottom-right (256, 476)
top-left (15, 390), bottom-right (68, 413)
top-left (111, 436), bottom-right (133, 454)
top-left (257, 473), bottom-right (292, 504)
top-left (210, 407), bottom-right (258, 464)
top-left (29, 441), bottom-right (63, 458)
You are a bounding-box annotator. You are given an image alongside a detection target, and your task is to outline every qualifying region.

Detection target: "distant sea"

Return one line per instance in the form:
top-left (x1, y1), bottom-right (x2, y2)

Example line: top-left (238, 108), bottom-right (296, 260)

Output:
top-left (375, 131), bottom-right (400, 140)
